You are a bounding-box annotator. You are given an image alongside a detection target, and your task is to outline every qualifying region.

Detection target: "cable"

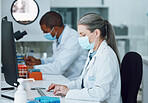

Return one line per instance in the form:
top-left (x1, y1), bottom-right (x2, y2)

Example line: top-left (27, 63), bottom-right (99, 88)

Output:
top-left (1, 94), bottom-right (14, 101)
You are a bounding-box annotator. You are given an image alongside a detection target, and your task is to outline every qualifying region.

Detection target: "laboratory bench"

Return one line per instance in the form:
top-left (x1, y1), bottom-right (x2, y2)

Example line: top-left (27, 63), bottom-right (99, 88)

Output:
top-left (1, 74), bottom-right (100, 103)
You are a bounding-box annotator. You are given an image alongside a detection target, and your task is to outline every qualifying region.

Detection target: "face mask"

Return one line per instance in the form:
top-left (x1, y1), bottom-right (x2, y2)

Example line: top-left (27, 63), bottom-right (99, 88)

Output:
top-left (43, 27), bottom-right (56, 40)
top-left (78, 36), bottom-right (95, 50)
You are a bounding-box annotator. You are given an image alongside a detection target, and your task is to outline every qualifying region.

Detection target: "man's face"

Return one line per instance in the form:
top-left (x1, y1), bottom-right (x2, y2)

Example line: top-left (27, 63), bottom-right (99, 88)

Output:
top-left (40, 25), bottom-right (53, 35)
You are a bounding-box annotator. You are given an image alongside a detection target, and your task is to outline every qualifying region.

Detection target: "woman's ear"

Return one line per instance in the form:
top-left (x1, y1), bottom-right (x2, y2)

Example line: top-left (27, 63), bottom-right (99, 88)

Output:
top-left (95, 29), bottom-right (101, 38)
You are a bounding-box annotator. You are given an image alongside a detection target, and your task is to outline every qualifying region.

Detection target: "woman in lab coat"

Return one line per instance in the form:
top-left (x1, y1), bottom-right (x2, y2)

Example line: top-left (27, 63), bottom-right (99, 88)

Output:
top-left (47, 13), bottom-right (122, 103)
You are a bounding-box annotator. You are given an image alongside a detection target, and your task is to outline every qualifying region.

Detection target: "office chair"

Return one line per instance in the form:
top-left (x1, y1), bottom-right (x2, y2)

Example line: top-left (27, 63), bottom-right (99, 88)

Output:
top-left (120, 52), bottom-right (143, 103)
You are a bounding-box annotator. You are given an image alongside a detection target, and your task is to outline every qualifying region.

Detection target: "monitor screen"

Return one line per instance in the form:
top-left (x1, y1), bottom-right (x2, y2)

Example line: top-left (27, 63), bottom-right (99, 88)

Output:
top-left (1, 17), bottom-right (19, 87)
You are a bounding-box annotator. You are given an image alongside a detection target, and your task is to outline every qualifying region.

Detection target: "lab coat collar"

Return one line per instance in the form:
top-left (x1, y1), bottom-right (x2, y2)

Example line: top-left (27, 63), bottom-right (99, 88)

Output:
top-left (57, 27), bottom-right (64, 43)
top-left (89, 40), bottom-right (107, 58)
top-left (59, 25), bottom-right (70, 45)
top-left (85, 40), bottom-right (107, 71)
top-left (53, 25), bottom-right (70, 50)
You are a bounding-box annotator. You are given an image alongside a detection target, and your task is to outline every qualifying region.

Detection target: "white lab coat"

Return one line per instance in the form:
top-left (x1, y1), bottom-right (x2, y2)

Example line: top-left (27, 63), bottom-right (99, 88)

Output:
top-left (65, 40), bottom-right (122, 103)
top-left (34, 25), bottom-right (88, 81)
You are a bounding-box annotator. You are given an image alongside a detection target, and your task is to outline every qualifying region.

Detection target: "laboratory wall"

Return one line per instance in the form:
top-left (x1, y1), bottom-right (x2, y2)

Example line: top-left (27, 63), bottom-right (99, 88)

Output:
top-left (1, 0), bottom-right (53, 59)
top-left (1, 0), bottom-right (148, 59)
top-left (50, 0), bottom-right (102, 7)
top-left (50, 0), bottom-right (148, 58)
top-left (105, 0), bottom-right (148, 56)
top-left (1, 0), bottom-right (50, 41)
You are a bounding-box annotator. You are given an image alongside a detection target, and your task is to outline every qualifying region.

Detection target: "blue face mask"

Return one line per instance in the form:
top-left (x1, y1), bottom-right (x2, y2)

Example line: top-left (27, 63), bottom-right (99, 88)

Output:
top-left (43, 27), bottom-right (56, 40)
top-left (78, 36), bottom-right (94, 50)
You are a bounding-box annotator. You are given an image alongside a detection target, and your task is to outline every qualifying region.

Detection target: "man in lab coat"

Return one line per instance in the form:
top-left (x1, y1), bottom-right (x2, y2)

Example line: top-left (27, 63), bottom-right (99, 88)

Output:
top-left (24, 11), bottom-right (88, 81)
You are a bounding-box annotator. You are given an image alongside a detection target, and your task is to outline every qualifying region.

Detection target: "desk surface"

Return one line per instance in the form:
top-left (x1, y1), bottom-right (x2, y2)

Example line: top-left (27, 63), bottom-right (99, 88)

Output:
top-left (1, 75), bottom-right (99, 103)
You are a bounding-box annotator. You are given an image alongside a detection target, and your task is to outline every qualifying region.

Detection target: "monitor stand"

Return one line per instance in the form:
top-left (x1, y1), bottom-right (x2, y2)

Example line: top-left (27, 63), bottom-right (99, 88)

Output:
top-left (1, 74), bottom-right (15, 100)
top-left (1, 87), bottom-right (15, 100)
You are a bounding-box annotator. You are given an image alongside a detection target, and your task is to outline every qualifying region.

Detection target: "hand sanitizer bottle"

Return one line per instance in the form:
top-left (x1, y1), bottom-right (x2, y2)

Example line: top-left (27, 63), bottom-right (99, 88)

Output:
top-left (14, 78), bottom-right (35, 103)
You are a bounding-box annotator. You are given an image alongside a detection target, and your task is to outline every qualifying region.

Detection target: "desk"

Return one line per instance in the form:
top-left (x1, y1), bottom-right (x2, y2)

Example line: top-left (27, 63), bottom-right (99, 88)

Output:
top-left (1, 75), bottom-right (99, 103)
top-left (142, 56), bottom-right (148, 103)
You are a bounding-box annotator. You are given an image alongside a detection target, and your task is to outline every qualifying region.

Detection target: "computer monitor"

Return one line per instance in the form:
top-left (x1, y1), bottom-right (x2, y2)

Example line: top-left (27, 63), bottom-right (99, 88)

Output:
top-left (1, 16), bottom-right (19, 87)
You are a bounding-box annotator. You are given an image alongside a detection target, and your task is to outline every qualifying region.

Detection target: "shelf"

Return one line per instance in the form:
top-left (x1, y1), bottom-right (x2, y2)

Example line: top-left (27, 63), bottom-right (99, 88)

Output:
top-left (15, 35), bottom-right (145, 42)
top-left (51, 7), bottom-right (108, 30)
top-left (51, 5), bottom-right (108, 8)
top-left (15, 35), bottom-right (53, 42)
top-left (115, 36), bottom-right (145, 40)
top-left (115, 36), bottom-right (129, 39)
top-left (50, 0), bottom-right (106, 8)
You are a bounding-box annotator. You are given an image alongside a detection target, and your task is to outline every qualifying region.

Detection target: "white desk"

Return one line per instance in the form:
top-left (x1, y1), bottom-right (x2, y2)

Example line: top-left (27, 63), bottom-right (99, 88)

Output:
top-left (1, 75), bottom-right (99, 103)
top-left (142, 56), bottom-right (148, 103)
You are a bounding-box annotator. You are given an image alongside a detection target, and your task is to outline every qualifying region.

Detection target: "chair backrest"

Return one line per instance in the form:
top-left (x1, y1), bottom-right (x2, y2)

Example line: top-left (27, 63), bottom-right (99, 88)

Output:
top-left (121, 52), bottom-right (143, 103)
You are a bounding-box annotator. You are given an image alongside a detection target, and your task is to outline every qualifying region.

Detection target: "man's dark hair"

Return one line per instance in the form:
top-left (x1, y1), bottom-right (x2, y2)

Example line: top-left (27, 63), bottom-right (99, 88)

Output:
top-left (40, 11), bottom-right (63, 28)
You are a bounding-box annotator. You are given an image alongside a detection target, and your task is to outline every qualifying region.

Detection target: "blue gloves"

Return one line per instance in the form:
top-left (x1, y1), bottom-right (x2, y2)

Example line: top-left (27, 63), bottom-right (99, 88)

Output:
top-left (35, 96), bottom-right (60, 103)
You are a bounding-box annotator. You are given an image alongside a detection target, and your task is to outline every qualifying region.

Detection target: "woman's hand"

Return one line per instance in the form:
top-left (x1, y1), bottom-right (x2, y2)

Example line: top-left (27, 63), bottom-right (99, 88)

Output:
top-left (47, 83), bottom-right (60, 92)
top-left (53, 85), bottom-right (69, 96)
top-left (47, 83), bottom-right (69, 96)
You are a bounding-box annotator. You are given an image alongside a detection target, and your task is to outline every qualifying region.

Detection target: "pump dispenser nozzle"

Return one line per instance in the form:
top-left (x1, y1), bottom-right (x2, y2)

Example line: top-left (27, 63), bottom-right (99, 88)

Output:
top-left (18, 78), bottom-right (35, 84)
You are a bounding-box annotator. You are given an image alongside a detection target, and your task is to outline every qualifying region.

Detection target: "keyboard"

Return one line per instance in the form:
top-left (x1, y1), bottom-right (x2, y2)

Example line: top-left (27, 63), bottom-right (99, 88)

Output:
top-left (37, 89), bottom-right (62, 98)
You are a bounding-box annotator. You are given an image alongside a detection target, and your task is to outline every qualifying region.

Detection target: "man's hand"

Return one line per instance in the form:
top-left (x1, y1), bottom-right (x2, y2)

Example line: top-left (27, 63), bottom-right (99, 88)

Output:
top-left (27, 66), bottom-right (34, 69)
top-left (24, 56), bottom-right (41, 66)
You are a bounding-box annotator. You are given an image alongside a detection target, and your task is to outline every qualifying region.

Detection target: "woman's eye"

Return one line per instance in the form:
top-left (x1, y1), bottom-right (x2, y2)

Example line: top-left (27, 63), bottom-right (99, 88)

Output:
top-left (79, 33), bottom-right (86, 37)
top-left (82, 34), bottom-right (86, 37)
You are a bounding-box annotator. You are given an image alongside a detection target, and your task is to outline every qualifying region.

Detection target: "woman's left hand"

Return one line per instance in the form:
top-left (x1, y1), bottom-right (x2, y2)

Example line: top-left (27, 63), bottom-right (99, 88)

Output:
top-left (53, 85), bottom-right (69, 96)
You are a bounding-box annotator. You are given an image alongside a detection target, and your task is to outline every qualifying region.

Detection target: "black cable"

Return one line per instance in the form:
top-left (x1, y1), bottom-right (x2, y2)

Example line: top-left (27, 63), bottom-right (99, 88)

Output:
top-left (1, 87), bottom-right (15, 100)
top-left (1, 94), bottom-right (14, 101)
top-left (1, 87), bottom-right (15, 90)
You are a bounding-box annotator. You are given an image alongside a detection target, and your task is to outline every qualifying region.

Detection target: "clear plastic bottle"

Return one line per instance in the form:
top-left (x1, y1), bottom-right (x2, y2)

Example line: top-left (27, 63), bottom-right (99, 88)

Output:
top-left (14, 78), bottom-right (35, 103)
top-left (20, 46), bottom-right (23, 56)
top-left (24, 47), bottom-right (28, 57)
